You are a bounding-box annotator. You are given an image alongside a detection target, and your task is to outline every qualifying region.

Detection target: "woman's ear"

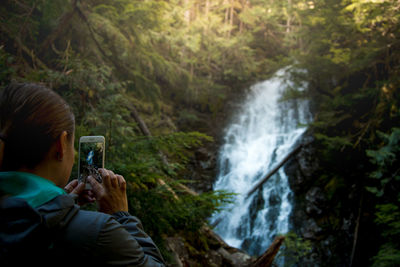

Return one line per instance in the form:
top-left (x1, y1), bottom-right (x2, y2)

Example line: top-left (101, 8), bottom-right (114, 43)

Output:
top-left (55, 131), bottom-right (69, 161)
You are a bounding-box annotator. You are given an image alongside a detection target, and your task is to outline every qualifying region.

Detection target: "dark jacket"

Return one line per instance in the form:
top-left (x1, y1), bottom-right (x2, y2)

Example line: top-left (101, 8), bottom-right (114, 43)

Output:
top-left (0, 194), bottom-right (165, 266)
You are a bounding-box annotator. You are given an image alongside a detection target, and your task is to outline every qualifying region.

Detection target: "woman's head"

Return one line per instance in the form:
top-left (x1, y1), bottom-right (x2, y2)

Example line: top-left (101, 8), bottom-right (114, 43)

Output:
top-left (0, 83), bottom-right (75, 181)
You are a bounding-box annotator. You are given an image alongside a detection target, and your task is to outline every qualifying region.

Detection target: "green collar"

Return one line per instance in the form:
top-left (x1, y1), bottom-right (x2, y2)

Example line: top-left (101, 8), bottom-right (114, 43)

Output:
top-left (0, 171), bottom-right (66, 208)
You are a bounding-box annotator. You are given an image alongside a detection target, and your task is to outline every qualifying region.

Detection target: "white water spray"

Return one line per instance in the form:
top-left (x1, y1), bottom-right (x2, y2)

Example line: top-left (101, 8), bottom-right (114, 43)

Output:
top-left (211, 69), bottom-right (312, 255)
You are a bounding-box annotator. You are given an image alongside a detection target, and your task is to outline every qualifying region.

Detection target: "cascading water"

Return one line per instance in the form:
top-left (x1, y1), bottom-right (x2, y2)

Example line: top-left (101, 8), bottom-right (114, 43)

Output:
top-left (210, 69), bottom-right (312, 256)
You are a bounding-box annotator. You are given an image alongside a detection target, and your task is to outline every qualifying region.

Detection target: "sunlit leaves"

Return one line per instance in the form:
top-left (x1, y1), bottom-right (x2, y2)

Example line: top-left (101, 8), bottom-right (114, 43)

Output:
top-left (328, 47), bottom-right (351, 65)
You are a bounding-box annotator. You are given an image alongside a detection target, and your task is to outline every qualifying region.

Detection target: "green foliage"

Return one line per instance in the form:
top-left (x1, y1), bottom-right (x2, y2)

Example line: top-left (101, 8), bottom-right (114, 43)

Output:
top-left (314, 133), bottom-right (352, 151)
top-left (375, 203), bottom-right (400, 238)
top-left (131, 188), bottom-right (234, 239)
top-left (371, 243), bottom-right (400, 267)
top-left (103, 131), bottom-right (233, 247)
top-left (108, 132), bottom-right (213, 182)
top-left (366, 128), bottom-right (400, 197)
top-left (276, 232), bottom-right (312, 267)
top-left (286, 0), bottom-right (400, 265)
top-left (365, 128), bottom-right (400, 266)
top-left (0, 46), bottom-right (15, 86)
top-left (1, 2), bottom-right (251, 260)
top-left (2, 0), bottom-right (399, 265)
top-left (371, 203), bottom-right (400, 267)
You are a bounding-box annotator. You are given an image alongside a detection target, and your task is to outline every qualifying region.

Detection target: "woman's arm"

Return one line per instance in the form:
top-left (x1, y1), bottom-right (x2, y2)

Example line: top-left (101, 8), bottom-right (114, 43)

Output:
top-left (86, 169), bottom-right (165, 266)
top-left (95, 212), bottom-right (165, 266)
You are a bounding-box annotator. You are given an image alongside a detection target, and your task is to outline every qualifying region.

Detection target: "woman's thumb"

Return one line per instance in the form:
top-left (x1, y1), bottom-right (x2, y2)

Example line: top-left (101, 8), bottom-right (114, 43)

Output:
top-left (70, 181), bottom-right (85, 195)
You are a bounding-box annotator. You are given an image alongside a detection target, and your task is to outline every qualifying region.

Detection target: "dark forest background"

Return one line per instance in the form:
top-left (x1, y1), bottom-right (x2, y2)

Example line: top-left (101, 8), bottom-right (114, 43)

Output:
top-left (1, 0), bottom-right (399, 266)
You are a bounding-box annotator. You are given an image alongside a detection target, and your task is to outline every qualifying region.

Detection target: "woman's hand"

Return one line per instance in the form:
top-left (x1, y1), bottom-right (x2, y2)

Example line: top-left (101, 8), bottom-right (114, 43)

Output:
top-left (64, 179), bottom-right (96, 205)
top-left (88, 168), bottom-right (128, 214)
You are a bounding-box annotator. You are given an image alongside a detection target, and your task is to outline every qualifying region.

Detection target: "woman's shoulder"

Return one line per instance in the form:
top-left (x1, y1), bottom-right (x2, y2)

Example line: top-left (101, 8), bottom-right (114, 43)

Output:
top-left (38, 194), bottom-right (112, 246)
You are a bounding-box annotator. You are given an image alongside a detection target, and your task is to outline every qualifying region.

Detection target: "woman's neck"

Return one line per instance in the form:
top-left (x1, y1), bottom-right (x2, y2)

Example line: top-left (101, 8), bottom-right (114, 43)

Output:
top-left (18, 160), bottom-right (62, 187)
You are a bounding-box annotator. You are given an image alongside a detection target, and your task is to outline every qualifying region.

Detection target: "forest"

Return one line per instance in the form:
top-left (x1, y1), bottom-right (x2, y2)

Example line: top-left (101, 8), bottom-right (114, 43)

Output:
top-left (1, 0), bottom-right (399, 266)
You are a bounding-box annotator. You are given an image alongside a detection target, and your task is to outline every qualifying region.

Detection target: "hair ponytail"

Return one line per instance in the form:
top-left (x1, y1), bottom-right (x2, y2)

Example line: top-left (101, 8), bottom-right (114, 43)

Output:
top-left (0, 83), bottom-right (75, 171)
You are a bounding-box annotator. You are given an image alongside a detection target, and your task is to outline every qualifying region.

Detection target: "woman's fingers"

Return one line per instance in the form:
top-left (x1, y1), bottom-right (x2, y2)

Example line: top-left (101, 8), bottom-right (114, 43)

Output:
top-left (99, 168), bottom-right (121, 188)
top-left (64, 179), bottom-right (79, 193)
top-left (88, 175), bottom-right (104, 198)
top-left (70, 182), bottom-right (85, 195)
top-left (81, 192), bottom-right (96, 203)
top-left (65, 179), bottom-right (85, 195)
top-left (108, 170), bottom-right (118, 188)
top-left (76, 189), bottom-right (96, 206)
top-left (89, 168), bottom-right (128, 214)
top-left (99, 168), bottom-right (111, 188)
top-left (116, 175), bottom-right (126, 191)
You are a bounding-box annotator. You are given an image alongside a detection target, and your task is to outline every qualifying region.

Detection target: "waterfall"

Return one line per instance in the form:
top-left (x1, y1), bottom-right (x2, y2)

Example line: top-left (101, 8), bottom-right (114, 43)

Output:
top-left (211, 68), bottom-right (312, 256)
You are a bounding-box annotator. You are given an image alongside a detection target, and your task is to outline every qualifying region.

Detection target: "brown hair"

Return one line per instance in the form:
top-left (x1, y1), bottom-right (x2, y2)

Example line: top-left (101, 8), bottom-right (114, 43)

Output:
top-left (0, 83), bottom-right (75, 171)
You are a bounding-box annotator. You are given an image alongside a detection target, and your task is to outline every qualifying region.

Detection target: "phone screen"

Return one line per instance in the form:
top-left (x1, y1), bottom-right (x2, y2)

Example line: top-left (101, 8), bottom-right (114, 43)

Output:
top-left (79, 141), bottom-right (104, 184)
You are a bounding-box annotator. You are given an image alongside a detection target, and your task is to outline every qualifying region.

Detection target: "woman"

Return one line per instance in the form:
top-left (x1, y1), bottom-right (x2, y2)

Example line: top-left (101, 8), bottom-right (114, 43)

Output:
top-left (0, 83), bottom-right (165, 266)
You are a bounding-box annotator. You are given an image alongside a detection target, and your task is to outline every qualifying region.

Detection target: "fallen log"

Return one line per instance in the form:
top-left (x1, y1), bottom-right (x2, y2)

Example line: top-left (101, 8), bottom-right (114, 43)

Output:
top-left (245, 143), bottom-right (304, 199)
top-left (126, 103), bottom-right (182, 199)
top-left (250, 236), bottom-right (285, 267)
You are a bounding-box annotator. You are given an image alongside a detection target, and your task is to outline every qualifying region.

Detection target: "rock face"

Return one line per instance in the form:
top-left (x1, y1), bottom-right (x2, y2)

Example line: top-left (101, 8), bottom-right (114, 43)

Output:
top-left (165, 227), bottom-right (254, 267)
top-left (181, 90), bottom-right (248, 195)
top-left (185, 145), bottom-right (218, 194)
top-left (305, 187), bottom-right (327, 216)
top-left (285, 131), bottom-right (354, 266)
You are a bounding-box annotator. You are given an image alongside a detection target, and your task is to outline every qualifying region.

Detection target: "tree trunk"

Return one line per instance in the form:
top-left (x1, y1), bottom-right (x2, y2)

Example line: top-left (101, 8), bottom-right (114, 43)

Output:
top-left (129, 104), bottom-right (152, 137)
top-left (250, 236), bottom-right (285, 267)
top-left (224, 0), bottom-right (229, 25)
top-left (184, 0), bottom-right (190, 24)
top-left (228, 3), bottom-right (234, 38)
top-left (239, 1), bottom-right (244, 33)
top-left (127, 104), bottom-right (198, 199)
top-left (204, 0), bottom-right (210, 36)
top-left (286, 0), bottom-right (292, 33)
top-left (239, 0), bottom-right (248, 33)
top-left (205, 0), bottom-right (210, 17)
top-left (350, 193), bottom-right (363, 267)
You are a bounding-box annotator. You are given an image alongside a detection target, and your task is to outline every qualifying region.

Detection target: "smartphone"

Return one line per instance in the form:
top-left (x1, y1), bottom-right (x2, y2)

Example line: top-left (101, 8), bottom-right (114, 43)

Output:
top-left (78, 136), bottom-right (105, 188)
